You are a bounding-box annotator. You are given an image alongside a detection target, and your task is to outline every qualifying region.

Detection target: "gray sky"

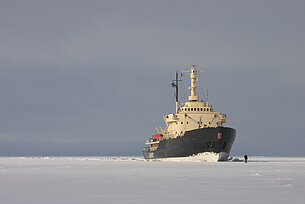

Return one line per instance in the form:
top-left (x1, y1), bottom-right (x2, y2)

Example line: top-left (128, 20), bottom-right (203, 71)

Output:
top-left (0, 0), bottom-right (304, 156)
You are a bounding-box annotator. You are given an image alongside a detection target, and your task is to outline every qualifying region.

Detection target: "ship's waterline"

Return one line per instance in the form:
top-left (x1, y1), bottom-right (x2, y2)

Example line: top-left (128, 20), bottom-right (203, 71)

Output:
top-left (151, 152), bottom-right (221, 162)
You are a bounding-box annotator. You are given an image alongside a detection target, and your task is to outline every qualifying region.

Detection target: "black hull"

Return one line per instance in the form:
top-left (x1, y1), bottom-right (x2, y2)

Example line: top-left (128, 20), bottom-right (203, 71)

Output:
top-left (143, 127), bottom-right (236, 161)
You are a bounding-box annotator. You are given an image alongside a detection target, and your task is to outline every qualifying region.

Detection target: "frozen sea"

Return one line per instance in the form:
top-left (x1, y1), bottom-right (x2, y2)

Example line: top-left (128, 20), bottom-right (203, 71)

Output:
top-left (0, 156), bottom-right (304, 204)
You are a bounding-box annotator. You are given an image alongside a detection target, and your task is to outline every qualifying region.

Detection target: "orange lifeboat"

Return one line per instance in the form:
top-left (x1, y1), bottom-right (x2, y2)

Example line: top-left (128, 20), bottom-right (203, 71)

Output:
top-left (152, 134), bottom-right (163, 141)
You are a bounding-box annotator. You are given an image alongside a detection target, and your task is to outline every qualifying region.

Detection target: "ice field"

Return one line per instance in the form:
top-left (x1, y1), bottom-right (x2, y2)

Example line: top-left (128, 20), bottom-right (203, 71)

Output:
top-left (0, 157), bottom-right (304, 204)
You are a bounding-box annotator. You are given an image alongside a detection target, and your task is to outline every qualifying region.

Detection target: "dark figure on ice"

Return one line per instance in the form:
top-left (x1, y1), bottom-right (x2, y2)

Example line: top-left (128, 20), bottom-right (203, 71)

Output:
top-left (244, 154), bottom-right (248, 163)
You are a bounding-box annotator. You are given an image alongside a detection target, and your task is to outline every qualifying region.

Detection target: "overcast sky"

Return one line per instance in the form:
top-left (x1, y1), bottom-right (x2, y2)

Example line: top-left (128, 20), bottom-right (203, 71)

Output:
top-left (0, 0), bottom-right (304, 156)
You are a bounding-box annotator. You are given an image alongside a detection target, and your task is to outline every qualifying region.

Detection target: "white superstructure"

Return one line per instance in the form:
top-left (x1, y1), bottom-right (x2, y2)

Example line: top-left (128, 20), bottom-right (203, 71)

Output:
top-left (159, 65), bottom-right (227, 139)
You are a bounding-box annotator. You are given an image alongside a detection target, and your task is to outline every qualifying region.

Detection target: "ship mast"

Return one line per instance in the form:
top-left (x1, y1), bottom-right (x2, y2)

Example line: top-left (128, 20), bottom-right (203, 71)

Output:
top-left (182, 65), bottom-right (204, 102)
top-left (171, 71), bottom-right (181, 113)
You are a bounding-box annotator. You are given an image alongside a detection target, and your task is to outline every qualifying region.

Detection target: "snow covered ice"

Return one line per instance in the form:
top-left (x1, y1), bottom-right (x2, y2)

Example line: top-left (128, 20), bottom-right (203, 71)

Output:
top-left (0, 157), bottom-right (305, 204)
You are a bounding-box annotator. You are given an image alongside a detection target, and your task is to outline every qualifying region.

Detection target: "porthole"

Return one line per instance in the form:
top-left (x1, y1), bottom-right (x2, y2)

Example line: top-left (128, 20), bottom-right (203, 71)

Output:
top-left (187, 122), bottom-right (189, 124)
top-left (207, 142), bottom-right (214, 148)
top-left (188, 108), bottom-right (190, 111)
top-left (201, 108), bottom-right (203, 111)
top-left (181, 122), bottom-right (183, 124)
top-left (204, 108), bottom-right (206, 111)
top-left (191, 108), bottom-right (193, 111)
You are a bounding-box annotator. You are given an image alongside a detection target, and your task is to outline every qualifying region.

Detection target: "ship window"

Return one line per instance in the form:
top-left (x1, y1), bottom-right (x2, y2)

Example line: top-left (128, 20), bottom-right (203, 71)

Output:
top-left (188, 108), bottom-right (190, 111)
top-left (181, 122), bottom-right (183, 124)
top-left (191, 108), bottom-right (193, 111)
top-left (209, 122), bottom-right (211, 124)
top-left (201, 122), bottom-right (203, 124)
top-left (186, 122), bottom-right (189, 124)
top-left (201, 108), bottom-right (203, 111)
top-left (204, 108), bottom-right (206, 111)
top-left (197, 108), bottom-right (199, 111)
